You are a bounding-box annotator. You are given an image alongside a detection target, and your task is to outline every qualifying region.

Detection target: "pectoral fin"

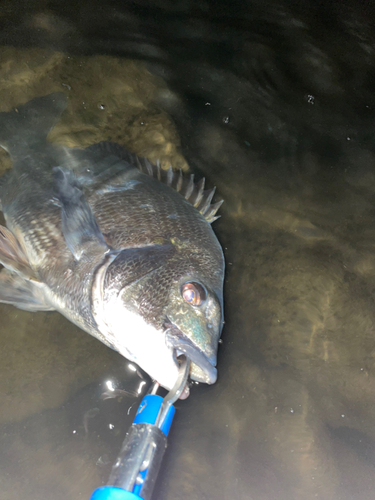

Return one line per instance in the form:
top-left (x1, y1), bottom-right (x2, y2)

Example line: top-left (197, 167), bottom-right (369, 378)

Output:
top-left (0, 225), bottom-right (51, 311)
top-left (53, 167), bottom-right (109, 261)
top-left (0, 225), bottom-right (37, 280)
top-left (0, 269), bottom-right (54, 312)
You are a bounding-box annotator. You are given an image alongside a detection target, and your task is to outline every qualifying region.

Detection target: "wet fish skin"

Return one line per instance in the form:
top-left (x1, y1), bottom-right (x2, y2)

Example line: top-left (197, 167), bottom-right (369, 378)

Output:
top-left (0, 93), bottom-right (225, 390)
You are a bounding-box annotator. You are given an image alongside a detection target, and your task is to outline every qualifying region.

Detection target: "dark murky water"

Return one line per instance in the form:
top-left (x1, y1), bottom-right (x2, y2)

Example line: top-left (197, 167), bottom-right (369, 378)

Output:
top-left (1, 1), bottom-right (375, 499)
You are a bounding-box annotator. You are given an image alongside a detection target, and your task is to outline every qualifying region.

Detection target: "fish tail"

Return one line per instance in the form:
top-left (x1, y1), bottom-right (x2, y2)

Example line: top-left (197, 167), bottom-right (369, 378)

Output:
top-left (0, 93), bottom-right (67, 159)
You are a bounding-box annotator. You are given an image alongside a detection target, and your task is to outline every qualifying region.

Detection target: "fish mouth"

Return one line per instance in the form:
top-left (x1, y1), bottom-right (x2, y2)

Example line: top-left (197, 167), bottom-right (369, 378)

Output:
top-left (165, 320), bottom-right (217, 385)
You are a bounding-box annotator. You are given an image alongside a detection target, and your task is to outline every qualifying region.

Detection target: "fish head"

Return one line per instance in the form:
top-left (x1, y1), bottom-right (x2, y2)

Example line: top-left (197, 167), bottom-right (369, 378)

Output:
top-left (94, 241), bottom-right (224, 392)
top-left (164, 275), bottom-right (224, 385)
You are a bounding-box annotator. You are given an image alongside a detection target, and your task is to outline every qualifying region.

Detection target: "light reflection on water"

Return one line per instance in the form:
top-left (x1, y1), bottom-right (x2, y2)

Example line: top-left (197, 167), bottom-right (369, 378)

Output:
top-left (1, 3), bottom-right (375, 499)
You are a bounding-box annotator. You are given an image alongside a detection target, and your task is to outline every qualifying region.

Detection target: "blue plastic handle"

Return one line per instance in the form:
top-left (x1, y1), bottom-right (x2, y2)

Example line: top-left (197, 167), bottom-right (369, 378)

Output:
top-left (90, 486), bottom-right (141, 500)
top-left (133, 394), bottom-right (175, 435)
top-left (90, 394), bottom-right (175, 500)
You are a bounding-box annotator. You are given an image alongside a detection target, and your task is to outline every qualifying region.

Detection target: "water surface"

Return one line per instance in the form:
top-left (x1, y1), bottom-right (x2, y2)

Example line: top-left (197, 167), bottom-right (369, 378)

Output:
top-left (1, 2), bottom-right (375, 499)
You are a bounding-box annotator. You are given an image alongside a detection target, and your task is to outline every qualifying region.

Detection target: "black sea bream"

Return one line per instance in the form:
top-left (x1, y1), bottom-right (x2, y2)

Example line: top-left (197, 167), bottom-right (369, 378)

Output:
top-left (0, 94), bottom-right (224, 391)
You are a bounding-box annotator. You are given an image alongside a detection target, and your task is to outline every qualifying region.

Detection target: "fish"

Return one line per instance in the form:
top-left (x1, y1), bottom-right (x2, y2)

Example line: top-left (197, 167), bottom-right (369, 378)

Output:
top-left (0, 93), bottom-right (225, 391)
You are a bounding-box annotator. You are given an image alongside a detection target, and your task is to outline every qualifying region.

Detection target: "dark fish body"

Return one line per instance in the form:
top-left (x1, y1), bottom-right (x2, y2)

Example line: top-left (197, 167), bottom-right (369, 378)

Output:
top-left (0, 94), bottom-right (225, 390)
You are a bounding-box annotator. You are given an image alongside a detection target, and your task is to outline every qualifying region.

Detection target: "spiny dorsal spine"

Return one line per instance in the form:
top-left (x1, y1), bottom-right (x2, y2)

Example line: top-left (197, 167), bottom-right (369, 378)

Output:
top-left (136, 157), bottom-right (222, 223)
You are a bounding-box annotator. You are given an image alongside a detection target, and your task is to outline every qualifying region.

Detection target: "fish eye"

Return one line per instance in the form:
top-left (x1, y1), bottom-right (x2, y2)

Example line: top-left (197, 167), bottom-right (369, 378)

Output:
top-left (181, 282), bottom-right (206, 306)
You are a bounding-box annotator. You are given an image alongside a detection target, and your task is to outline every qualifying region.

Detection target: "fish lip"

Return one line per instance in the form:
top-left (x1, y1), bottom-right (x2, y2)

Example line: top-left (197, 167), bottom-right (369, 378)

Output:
top-left (165, 320), bottom-right (217, 385)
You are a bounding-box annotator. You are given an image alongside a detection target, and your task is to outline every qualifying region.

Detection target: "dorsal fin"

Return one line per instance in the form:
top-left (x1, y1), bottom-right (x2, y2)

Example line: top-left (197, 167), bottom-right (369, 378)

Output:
top-left (135, 156), bottom-right (223, 223)
top-left (82, 141), bottom-right (223, 223)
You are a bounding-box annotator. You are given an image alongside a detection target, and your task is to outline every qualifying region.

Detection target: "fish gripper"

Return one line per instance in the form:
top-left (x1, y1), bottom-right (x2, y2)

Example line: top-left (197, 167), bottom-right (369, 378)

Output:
top-left (90, 356), bottom-right (190, 500)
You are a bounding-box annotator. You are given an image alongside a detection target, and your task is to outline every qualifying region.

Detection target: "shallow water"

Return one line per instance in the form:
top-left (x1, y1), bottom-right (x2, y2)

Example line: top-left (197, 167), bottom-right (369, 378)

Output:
top-left (1, 2), bottom-right (375, 499)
